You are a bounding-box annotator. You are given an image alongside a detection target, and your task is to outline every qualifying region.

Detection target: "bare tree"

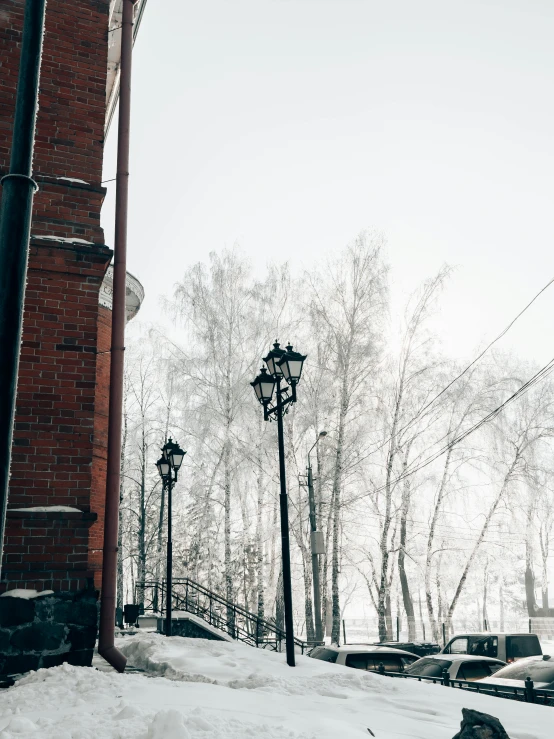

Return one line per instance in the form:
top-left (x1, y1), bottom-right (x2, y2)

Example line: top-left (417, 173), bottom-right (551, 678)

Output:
top-left (307, 230), bottom-right (388, 644)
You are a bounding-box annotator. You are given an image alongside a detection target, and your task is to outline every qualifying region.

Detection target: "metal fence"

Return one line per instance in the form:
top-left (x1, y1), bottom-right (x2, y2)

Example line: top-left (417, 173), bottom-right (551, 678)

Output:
top-left (371, 665), bottom-right (554, 707)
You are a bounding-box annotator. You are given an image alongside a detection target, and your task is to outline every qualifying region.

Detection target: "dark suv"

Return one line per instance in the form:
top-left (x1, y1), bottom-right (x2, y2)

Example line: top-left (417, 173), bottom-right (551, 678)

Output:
top-left (441, 633), bottom-right (542, 663)
top-left (373, 641), bottom-right (440, 658)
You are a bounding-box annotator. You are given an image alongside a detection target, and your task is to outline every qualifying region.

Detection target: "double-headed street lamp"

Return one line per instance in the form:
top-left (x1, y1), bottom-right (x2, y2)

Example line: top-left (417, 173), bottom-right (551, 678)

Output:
top-left (251, 341), bottom-right (306, 667)
top-left (155, 437), bottom-right (186, 637)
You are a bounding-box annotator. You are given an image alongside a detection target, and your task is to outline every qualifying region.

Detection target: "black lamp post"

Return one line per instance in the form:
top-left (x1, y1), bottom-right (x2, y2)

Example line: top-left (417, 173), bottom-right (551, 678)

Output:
top-left (251, 341), bottom-right (306, 667)
top-left (155, 437), bottom-right (186, 637)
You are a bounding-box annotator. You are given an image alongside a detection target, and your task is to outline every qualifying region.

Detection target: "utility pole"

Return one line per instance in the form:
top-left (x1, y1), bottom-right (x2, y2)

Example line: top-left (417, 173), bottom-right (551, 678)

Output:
top-left (302, 430), bottom-right (326, 643)
top-left (307, 454), bottom-right (324, 643)
top-left (0, 0), bottom-right (47, 576)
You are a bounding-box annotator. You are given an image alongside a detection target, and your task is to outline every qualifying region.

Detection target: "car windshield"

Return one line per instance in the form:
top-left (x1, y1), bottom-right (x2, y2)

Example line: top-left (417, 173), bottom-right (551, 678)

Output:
top-left (492, 658), bottom-right (554, 682)
top-left (446, 638), bottom-right (468, 654)
top-left (404, 658), bottom-right (451, 677)
top-left (309, 647), bottom-right (338, 663)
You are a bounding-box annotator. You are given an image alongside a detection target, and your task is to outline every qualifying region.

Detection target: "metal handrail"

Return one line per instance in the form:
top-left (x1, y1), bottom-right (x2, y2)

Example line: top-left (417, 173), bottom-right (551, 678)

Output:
top-left (136, 578), bottom-right (322, 655)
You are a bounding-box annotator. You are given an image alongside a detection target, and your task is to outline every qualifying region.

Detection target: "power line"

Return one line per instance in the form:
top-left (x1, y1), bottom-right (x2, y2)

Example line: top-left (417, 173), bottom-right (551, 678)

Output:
top-left (409, 275), bottom-right (554, 426)
top-left (340, 516), bottom-right (526, 544)
top-left (344, 355), bottom-right (554, 508)
top-left (341, 522), bottom-right (520, 549)
top-left (357, 274), bottom-right (554, 462)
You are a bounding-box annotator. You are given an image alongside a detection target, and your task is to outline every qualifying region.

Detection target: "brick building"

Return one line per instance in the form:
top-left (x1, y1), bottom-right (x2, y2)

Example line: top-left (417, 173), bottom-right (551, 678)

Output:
top-left (0, 0), bottom-right (144, 673)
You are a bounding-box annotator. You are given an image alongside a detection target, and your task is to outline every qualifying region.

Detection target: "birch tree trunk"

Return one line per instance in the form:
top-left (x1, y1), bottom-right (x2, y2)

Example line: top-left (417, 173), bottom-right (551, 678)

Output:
top-left (331, 383), bottom-right (348, 644)
top-left (525, 480), bottom-right (538, 617)
top-left (398, 451), bottom-right (415, 640)
top-left (275, 566), bottom-right (284, 632)
top-left (322, 486), bottom-right (334, 637)
top-left (224, 436), bottom-right (233, 633)
top-left (136, 420), bottom-right (147, 611)
top-left (482, 561), bottom-right (489, 630)
top-left (117, 385), bottom-right (128, 614)
top-left (499, 579), bottom-right (505, 631)
top-left (425, 445), bottom-right (454, 641)
top-left (540, 525), bottom-right (550, 613)
top-left (301, 543), bottom-right (315, 641)
top-left (377, 408), bottom-right (399, 641)
top-left (256, 455), bottom-right (265, 640)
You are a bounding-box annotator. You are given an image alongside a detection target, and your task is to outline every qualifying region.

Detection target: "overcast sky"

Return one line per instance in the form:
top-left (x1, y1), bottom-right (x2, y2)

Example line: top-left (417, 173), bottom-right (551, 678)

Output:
top-left (102, 0), bottom-right (554, 365)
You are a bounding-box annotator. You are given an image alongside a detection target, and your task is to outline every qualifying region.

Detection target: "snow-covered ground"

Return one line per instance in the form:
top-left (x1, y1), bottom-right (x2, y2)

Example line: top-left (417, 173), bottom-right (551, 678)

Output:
top-left (0, 633), bottom-right (551, 738)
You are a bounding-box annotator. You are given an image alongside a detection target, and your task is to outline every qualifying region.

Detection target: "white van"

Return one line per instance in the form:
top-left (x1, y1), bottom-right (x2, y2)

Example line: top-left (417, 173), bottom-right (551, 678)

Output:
top-left (441, 633), bottom-right (542, 663)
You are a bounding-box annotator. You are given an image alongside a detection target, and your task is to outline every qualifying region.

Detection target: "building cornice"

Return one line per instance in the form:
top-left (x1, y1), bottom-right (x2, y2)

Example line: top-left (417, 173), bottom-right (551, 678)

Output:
top-left (106, 0), bottom-right (149, 135)
top-left (99, 265), bottom-right (145, 322)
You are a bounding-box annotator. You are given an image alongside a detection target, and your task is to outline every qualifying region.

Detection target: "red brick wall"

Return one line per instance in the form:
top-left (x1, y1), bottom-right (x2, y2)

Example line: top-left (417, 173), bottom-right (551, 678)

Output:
top-left (1, 0), bottom-right (109, 230)
top-left (3, 511), bottom-right (97, 592)
top-left (0, 0), bottom-right (113, 592)
top-left (1, 239), bottom-right (112, 591)
top-left (9, 240), bottom-right (111, 510)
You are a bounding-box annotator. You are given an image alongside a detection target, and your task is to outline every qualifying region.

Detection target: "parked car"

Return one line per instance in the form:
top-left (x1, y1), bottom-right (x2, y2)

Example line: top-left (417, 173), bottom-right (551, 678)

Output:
top-left (373, 641), bottom-right (440, 658)
top-left (404, 654), bottom-right (506, 681)
top-left (477, 654), bottom-right (554, 689)
top-left (441, 633), bottom-right (541, 663)
top-left (308, 645), bottom-right (419, 672)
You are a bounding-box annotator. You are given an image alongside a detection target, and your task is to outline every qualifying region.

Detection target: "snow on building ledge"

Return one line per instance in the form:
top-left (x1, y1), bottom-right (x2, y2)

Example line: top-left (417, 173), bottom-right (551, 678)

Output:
top-left (99, 266), bottom-right (145, 322)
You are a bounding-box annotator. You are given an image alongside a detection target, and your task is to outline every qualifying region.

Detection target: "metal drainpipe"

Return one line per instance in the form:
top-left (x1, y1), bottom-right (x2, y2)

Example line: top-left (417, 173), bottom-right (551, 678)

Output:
top-left (98, 0), bottom-right (139, 672)
top-left (0, 0), bottom-right (46, 579)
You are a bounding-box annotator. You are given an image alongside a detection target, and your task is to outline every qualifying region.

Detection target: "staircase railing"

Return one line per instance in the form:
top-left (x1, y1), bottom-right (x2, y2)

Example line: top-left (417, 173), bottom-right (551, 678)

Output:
top-left (136, 578), bottom-right (322, 655)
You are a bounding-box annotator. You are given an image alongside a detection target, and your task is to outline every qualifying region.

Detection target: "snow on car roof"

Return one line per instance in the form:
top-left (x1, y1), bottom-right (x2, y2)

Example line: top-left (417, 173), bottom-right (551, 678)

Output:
top-left (332, 644), bottom-right (418, 656)
top-left (449, 632), bottom-right (536, 637)
top-left (425, 654), bottom-right (505, 663)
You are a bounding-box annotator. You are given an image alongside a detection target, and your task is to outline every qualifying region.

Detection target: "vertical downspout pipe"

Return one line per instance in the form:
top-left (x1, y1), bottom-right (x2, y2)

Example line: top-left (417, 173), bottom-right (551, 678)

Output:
top-left (0, 0), bottom-right (46, 576)
top-left (98, 0), bottom-right (138, 672)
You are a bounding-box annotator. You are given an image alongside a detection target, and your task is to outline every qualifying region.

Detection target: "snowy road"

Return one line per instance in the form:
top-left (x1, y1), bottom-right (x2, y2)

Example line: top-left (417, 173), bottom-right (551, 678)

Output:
top-left (0, 634), bottom-right (550, 738)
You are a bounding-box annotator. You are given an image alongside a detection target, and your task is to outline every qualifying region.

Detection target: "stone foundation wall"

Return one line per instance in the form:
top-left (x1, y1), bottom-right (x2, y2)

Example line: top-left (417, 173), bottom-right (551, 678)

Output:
top-left (0, 590), bottom-right (98, 677)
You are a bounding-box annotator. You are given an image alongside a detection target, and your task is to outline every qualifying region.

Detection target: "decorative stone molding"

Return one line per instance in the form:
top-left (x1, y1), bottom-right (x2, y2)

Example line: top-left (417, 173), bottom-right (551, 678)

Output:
top-left (99, 266), bottom-right (145, 322)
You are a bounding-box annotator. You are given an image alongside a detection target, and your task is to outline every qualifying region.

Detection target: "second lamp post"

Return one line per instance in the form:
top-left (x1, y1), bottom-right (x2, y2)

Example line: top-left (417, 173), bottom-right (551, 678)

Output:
top-left (156, 437), bottom-right (186, 637)
top-left (251, 341), bottom-right (306, 667)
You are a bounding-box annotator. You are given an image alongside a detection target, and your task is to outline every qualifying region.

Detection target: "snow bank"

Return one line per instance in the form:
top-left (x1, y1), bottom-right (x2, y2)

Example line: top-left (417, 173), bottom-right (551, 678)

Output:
top-left (0, 633), bottom-right (551, 739)
top-left (118, 633), bottom-right (390, 697)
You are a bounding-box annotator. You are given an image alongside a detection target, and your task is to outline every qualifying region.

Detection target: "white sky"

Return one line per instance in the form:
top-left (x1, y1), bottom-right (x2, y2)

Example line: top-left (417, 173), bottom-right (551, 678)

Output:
top-left (102, 0), bottom-right (554, 365)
